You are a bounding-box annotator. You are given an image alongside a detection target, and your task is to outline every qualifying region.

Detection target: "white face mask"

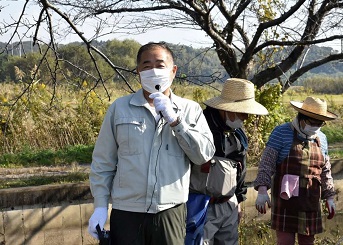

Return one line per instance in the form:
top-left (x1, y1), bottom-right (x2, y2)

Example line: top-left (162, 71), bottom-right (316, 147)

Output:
top-left (302, 124), bottom-right (321, 136)
top-left (139, 68), bottom-right (172, 94)
top-left (225, 113), bottom-right (244, 129)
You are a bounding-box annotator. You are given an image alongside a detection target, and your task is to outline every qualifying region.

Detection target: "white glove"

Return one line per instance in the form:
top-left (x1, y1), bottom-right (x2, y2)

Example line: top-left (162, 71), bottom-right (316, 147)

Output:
top-left (149, 92), bottom-right (177, 124)
top-left (88, 207), bottom-right (108, 239)
top-left (326, 196), bottom-right (335, 219)
top-left (237, 203), bottom-right (243, 223)
top-left (255, 186), bottom-right (271, 214)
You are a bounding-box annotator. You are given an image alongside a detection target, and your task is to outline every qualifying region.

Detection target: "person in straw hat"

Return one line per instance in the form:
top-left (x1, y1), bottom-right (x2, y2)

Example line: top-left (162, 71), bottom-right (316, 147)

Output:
top-left (186, 78), bottom-right (268, 245)
top-left (254, 96), bottom-right (338, 245)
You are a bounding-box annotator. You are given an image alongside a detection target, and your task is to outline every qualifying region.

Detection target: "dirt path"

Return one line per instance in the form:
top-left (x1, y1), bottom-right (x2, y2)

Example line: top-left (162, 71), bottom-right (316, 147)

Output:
top-left (1, 159), bottom-right (342, 183)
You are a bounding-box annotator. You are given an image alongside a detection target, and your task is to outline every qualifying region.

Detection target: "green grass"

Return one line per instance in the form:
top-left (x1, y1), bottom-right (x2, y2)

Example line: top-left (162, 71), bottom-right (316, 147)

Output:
top-left (0, 144), bottom-right (93, 168)
top-left (0, 172), bottom-right (89, 189)
top-left (322, 125), bottom-right (343, 145)
top-left (328, 149), bottom-right (343, 159)
top-left (0, 144), bottom-right (92, 189)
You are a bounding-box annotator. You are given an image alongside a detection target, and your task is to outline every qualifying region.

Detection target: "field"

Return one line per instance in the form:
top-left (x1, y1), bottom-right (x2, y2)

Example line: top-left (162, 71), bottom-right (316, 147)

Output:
top-left (0, 82), bottom-right (342, 186)
top-left (283, 89), bottom-right (343, 107)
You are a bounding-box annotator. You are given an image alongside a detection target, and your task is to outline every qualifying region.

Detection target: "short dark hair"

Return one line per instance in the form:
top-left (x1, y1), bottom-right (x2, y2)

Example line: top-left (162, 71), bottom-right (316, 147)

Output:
top-left (136, 42), bottom-right (175, 64)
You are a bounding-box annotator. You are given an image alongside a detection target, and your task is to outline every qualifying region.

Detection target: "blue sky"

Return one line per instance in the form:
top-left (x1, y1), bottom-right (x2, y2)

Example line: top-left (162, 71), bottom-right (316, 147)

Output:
top-left (1, 0), bottom-right (341, 51)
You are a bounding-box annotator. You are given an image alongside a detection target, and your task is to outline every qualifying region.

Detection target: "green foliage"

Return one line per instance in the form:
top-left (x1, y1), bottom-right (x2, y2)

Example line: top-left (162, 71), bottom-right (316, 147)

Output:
top-left (167, 44), bottom-right (229, 84)
top-left (2, 40), bottom-right (342, 88)
top-left (98, 39), bottom-right (142, 86)
top-left (74, 89), bottom-right (110, 141)
top-left (303, 76), bottom-right (343, 94)
top-left (284, 86), bottom-right (314, 100)
top-left (172, 82), bottom-right (220, 106)
top-left (0, 54), bottom-right (9, 82)
top-left (58, 44), bottom-right (102, 87)
top-left (102, 39), bottom-right (140, 70)
top-left (255, 0), bottom-right (281, 22)
top-left (192, 87), bottom-right (209, 107)
top-left (245, 83), bottom-right (290, 166)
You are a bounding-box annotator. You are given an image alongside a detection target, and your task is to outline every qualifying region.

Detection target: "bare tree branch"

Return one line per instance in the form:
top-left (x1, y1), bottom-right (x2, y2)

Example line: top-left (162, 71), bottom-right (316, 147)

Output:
top-left (284, 52), bottom-right (343, 92)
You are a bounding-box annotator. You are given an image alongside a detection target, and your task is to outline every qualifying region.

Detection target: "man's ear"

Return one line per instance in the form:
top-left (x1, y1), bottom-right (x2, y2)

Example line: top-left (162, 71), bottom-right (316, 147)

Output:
top-left (172, 65), bottom-right (178, 75)
top-left (136, 67), bottom-right (141, 82)
top-left (170, 65), bottom-right (177, 81)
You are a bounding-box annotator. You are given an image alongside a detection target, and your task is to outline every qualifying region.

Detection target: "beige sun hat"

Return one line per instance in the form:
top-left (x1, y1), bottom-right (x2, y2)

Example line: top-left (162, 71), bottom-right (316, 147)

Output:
top-left (204, 78), bottom-right (268, 115)
top-left (290, 96), bottom-right (338, 121)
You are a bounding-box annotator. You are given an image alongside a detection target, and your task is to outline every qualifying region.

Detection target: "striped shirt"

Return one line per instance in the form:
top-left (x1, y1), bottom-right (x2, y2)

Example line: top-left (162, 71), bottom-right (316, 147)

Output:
top-left (267, 123), bottom-right (328, 164)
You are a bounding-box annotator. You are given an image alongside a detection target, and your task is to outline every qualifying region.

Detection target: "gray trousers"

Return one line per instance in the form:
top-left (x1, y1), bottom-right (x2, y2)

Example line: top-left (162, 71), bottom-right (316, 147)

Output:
top-left (203, 201), bottom-right (238, 245)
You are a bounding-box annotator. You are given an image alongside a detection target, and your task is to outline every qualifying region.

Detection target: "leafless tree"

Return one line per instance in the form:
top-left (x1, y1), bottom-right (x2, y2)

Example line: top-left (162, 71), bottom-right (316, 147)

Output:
top-left (1, 0), bottom-right (343, 93)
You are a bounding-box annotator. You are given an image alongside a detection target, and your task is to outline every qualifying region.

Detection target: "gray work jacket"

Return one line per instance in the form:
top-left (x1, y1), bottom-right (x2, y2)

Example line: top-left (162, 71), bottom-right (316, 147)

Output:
top-left (90, 89), bottom-right (215, 213)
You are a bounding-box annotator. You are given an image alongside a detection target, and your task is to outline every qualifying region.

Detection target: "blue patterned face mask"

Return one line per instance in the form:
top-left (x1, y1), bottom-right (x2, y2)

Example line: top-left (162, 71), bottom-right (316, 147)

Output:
top-left (139, 68), bottom-right (172, 94)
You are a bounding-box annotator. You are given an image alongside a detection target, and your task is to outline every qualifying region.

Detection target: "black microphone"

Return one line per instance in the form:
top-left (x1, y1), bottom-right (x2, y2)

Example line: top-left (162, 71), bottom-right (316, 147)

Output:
top-left (154, 84), bottom-right (163, 118)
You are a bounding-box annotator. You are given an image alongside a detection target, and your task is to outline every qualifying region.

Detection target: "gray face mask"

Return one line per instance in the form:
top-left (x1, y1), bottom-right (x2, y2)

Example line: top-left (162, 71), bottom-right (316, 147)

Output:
top-left (302, 124), bottom-right (321, 136)
top-left (225, 113), bottom-right (244, 129)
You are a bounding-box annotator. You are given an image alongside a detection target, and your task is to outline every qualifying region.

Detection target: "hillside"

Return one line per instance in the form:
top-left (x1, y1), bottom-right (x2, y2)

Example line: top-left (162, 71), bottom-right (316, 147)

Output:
top-left (1, 40), bottom-right (342, 84)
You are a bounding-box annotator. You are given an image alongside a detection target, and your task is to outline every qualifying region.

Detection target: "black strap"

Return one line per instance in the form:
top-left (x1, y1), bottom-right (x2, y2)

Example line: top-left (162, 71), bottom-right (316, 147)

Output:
top-left (96, 224), bottom-right (104, 240)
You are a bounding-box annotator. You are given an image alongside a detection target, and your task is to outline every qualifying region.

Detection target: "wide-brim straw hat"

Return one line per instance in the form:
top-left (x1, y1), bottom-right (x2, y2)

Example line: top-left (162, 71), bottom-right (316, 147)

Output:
top-left (204, 78), bottom-right (268, 115)
top-left (290, 96), bottom-right (338, 121)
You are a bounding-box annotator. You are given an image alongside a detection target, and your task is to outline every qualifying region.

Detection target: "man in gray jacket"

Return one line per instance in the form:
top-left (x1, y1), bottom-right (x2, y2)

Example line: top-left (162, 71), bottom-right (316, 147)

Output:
top-left (88, 42), bottom-right (215, 245)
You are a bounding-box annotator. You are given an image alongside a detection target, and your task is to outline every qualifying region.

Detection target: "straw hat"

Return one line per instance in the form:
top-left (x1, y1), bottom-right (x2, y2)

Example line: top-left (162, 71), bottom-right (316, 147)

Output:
top-left (290, 96), bottom-right (338, 121)
top-left (204, 78), bottom-right (268, 115)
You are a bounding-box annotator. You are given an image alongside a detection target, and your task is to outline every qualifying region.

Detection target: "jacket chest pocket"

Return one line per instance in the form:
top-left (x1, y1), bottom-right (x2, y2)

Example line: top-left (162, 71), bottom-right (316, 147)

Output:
top-left (115, 117), bottom-right (145, 156)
